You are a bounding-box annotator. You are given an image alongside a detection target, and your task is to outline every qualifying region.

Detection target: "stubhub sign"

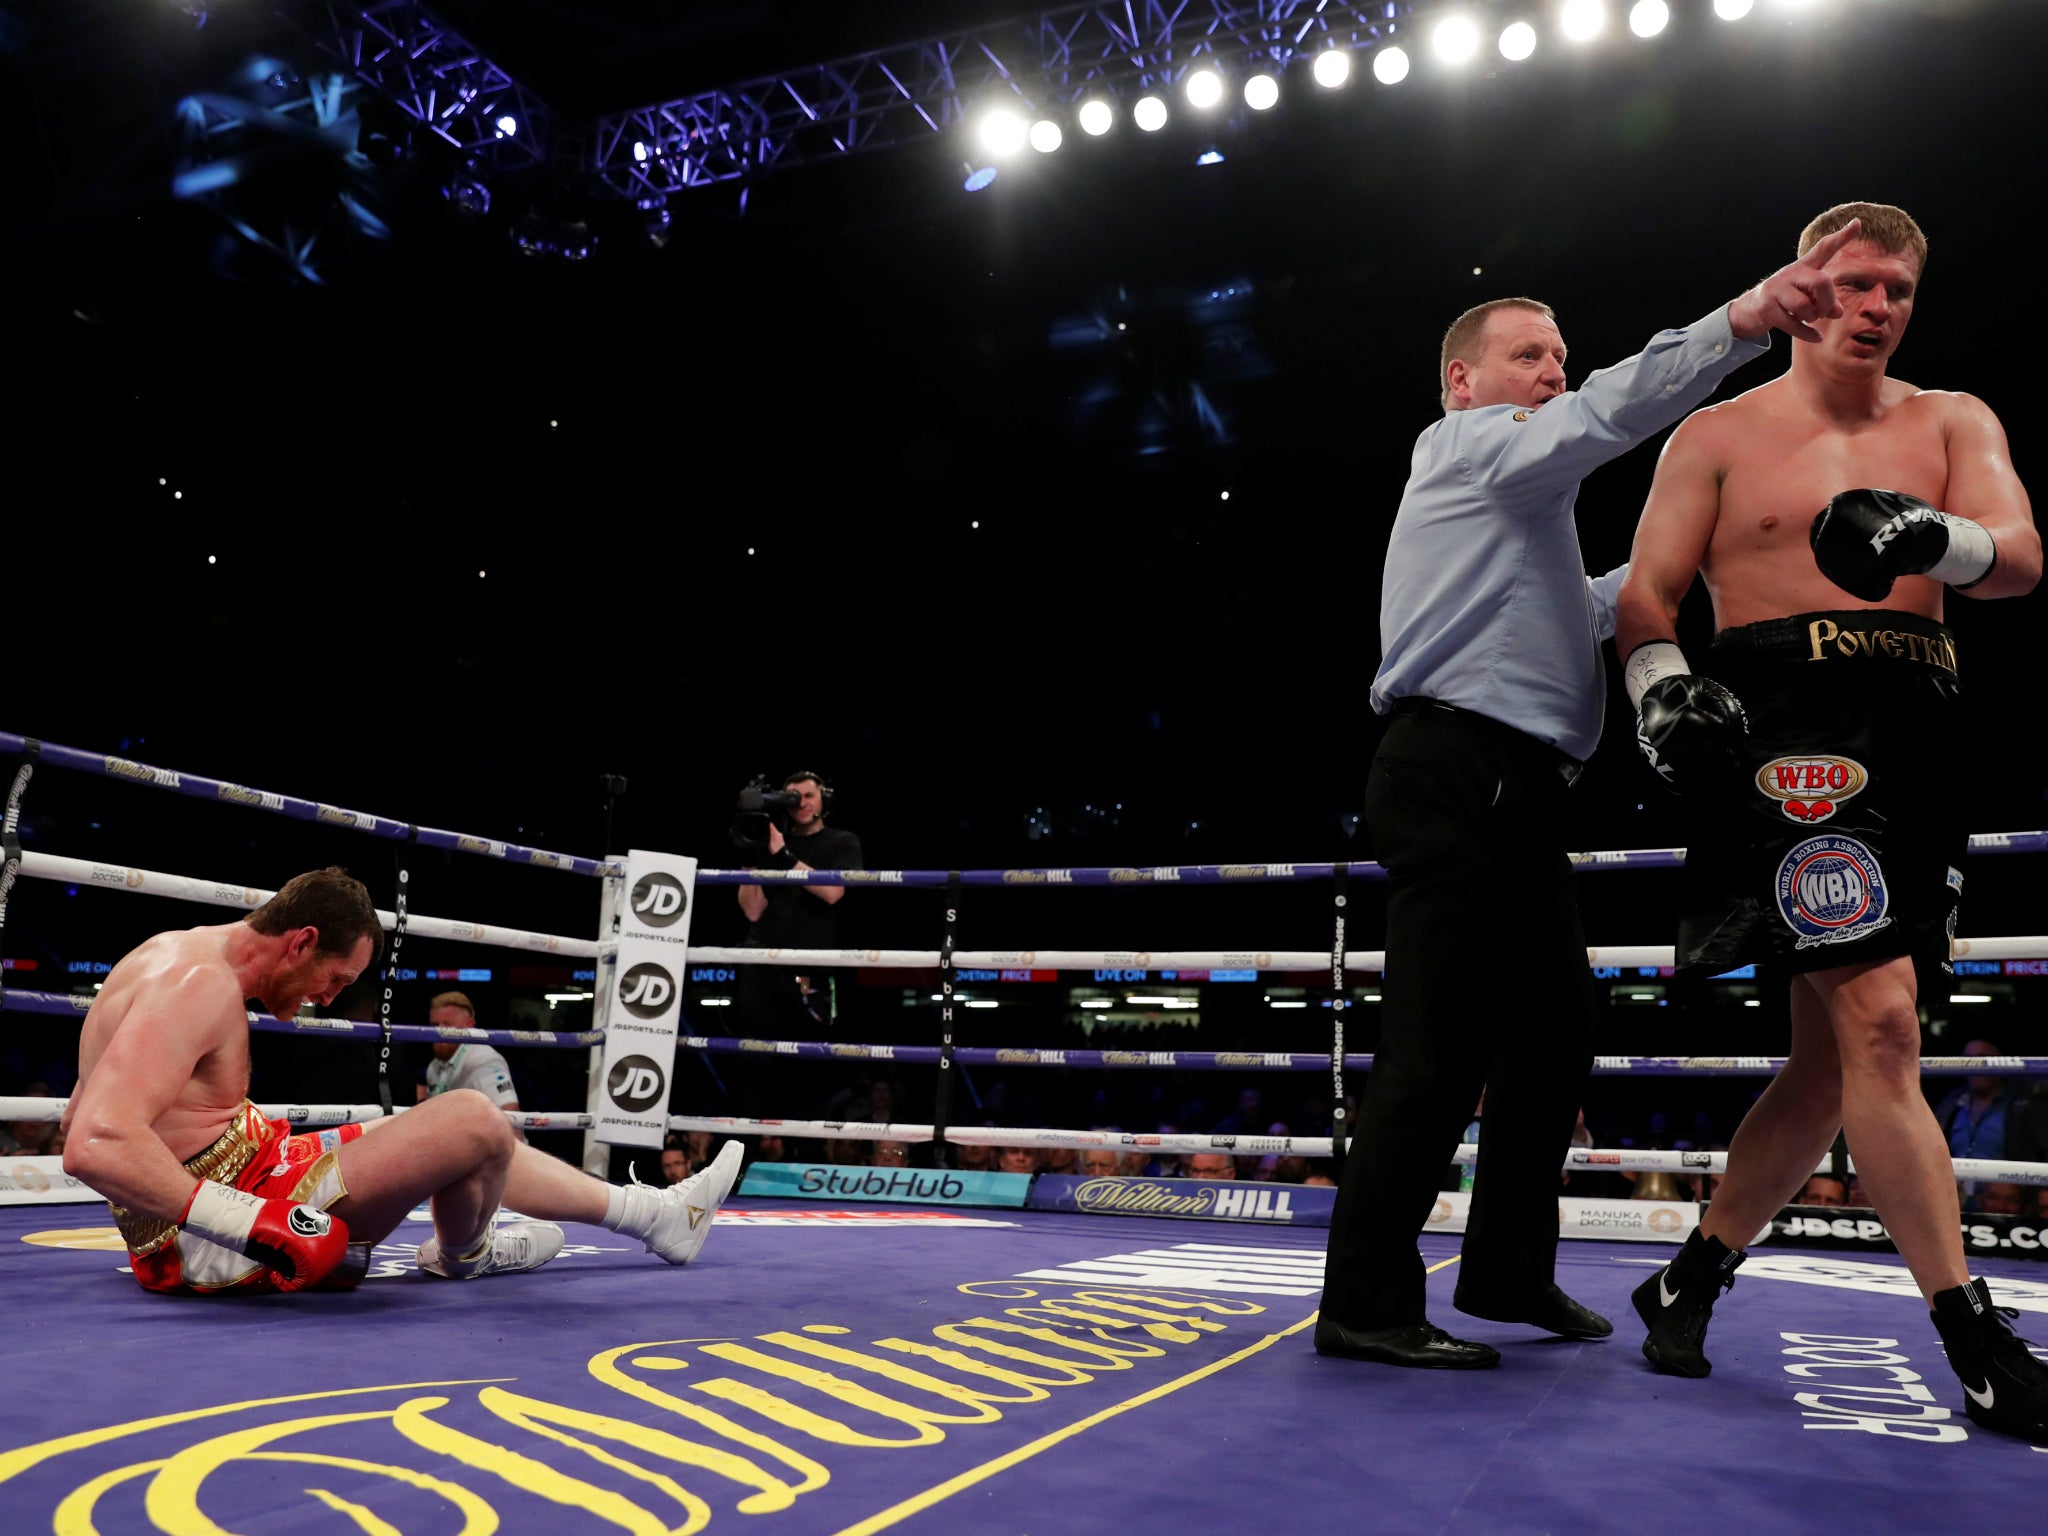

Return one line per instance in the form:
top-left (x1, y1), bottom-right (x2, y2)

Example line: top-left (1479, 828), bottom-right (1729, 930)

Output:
top-left (738, 1163), bottom-right (1031, 1208)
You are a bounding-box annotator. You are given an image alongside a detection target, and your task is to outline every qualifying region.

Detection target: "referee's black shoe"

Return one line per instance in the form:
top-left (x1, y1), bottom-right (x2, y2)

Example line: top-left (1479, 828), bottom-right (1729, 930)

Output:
top-left (1633, 1229), bottom-right (1745, 1378)
top-left (1931, 1278), bottom-right (2048, 1444)
top-left (1314, 1317), bottom-right (1501, 1369)
top-left (1455, 1282), bottom-right (1613, 1339)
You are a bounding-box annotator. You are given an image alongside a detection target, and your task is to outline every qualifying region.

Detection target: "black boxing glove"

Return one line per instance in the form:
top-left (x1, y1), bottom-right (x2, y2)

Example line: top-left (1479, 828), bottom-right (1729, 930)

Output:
top-left (1809, 487), bottom-right (1997, 603)
top-left (1625, 642), bottom-right (1749, 795)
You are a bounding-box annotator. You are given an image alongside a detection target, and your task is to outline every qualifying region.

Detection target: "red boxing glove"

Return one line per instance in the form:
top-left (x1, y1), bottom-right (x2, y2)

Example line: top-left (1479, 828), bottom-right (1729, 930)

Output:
top-left (183, 1181), bottom-right (355, 1293)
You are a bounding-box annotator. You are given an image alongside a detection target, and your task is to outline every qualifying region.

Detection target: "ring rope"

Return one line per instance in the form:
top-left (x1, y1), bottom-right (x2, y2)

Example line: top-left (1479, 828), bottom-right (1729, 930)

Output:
top-left (21, 851), bottom-right (2048, 970)
top-left (9, 979), bottom-right (2045, 1076)
top-left (4, 1093), bottom-right (2045, 1192)
top-left (690, 831), bottom-right (2048, 886)
top-left (683, 938), bottom-right (2048, 969)
top-left (16, 851), bottom-right (597, 957)
top-left (12, 732), bottom-right (2046, 889)
top-left (657, 1116), bottom-right (2048, 1190)
top-left (0, 990), bottom-right (600, 1047)
top-left (0, 730), bottom-right (612, 877)
top-left (661, 1034), bottom-right (2048, 1077)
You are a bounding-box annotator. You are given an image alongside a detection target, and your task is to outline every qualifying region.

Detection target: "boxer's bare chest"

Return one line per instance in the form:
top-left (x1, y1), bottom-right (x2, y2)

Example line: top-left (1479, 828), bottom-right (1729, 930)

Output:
top-left (1702, 398), bottom-right (1951, 628)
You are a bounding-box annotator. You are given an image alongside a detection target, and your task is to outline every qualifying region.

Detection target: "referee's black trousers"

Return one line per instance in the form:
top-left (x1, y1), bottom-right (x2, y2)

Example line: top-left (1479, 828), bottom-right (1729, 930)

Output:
top-left (1321, 704), bottom-right (1597, 1327)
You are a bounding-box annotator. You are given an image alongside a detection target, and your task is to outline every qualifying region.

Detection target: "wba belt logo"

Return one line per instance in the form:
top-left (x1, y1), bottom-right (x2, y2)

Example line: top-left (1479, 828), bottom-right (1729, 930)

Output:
top-left (1757, 756), bottom-right (1868, 824)
top-left (1776, 835), bottom-right (1892, 950)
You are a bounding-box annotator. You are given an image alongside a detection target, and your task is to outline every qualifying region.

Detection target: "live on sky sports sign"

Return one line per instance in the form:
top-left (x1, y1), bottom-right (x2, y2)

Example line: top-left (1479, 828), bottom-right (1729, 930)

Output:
top-left (595, 850), bottom-right (697, 1150)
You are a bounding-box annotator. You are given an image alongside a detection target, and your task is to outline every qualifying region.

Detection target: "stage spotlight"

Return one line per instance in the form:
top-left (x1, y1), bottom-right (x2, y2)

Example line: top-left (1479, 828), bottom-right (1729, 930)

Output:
top-left (1373, 46), bottom-right (1411, 85)
top-left (494, 114), bottom-right (519, 138)
top-left (557, 218), bottom-right (595, 261)
top-left (1629, 0), bottom-right (1669, 36)
top-left (1500, 21), bottom-right (1537, 59)
top-left (1244, 73), bottom-right (1279, 110)
top-left (1713, 0), bottom-right (1754, 16)
top-left (1134, 95), bottom-right (1168, 132)
top-left (1029, 119), bottom-right (1063, 153)
top-left (1185, 69), bottom-right (1223, 108)
top-left (509, 210), bottom-right (554, 258)
top-left (1196, 149), bottom-right (1226, 166)
top-left (441, 177), bottom-right (490, 220)
top-left (963, 165), bottom-right (999, 191)
top-left (1312, 49), bottom-right (1351, 89)
top-left (978, 108), bottom-right (1028, 157)
top-left (1079, 99), bottom-right (1114, 136)
top-left (1561, 0), bottom-right (1605, 41)
top-left (1432, 16), bottom-right (1480, 66)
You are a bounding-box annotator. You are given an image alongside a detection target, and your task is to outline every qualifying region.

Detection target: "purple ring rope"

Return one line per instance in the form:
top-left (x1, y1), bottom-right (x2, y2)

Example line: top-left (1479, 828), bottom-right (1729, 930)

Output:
top-left (10, 731), bottom-right (2047, 886)
top-left (0, 732), bottom-right (613, 878)
top-left (699, 833), bottom-right (2046, 885)
top-left (0, 988), bottom-right (599, 1047)
top-left (670, 1032), bottom-right (2048, 1077)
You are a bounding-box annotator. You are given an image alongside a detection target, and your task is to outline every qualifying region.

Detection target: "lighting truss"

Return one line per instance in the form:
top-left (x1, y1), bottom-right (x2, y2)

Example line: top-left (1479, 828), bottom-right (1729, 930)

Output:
top-left (173, 71), bottom-right (385, 286)
top-left (280, 1), bottom-right (1430, 202)
top-left (586, 0), bottom-right (1422, 196)
top-left (284, 0), bottom-right (554, 171)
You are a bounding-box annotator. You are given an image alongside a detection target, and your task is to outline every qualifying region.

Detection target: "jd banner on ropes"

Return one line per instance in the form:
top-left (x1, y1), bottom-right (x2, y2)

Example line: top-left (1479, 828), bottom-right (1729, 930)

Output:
top-left (595, 851), bottom-right (696, 1149)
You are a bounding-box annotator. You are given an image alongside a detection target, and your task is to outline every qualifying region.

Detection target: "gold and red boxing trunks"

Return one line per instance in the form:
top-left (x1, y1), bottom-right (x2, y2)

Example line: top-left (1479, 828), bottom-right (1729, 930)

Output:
top-left (110, 1100), bottom-right (364, 1294)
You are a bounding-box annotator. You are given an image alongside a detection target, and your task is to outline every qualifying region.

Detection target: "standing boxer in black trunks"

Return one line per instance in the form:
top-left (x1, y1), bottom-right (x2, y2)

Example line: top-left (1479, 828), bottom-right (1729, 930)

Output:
top-left (1613, 202), bottom-right (2047, 1443)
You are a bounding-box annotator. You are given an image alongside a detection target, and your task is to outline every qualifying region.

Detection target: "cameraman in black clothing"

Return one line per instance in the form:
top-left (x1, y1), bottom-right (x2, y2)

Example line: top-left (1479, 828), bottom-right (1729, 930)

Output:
top-left (733, 771), bottom-right (863, 1034)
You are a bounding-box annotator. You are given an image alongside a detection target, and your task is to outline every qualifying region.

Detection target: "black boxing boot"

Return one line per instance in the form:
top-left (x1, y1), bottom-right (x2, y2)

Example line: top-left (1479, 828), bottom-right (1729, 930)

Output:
top-left (1633, 1228), bottom-right (1745, 1378)
top-left (1930, 1278), bottom-right (2048, 1444)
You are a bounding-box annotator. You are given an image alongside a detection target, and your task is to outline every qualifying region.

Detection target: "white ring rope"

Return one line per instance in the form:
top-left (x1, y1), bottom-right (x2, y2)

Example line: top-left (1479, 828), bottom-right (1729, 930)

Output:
top-left (24, 851), bottom-right (2048, 972)
top-left (11, 1097), bottom-right (2043, 1190)
top-left (663, 1116), bottom-right (2048, 1189)
top-left (17, 850), bottom-right (597, 958)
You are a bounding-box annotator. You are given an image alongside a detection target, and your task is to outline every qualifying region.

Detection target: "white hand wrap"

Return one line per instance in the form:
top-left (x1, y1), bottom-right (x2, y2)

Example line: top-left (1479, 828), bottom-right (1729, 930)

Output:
top-left (182, 1180), bottom-right (263, 1252)
top-left (1924, 513), bottom-right (1997, 588)
top-left (1624, 641), bottom-right (1691, 711)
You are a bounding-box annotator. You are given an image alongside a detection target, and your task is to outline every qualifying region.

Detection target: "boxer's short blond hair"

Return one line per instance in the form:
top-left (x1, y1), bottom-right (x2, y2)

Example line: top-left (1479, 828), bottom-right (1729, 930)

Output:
top-left (430, 991), bottom-right (475, 1015)
top-left (1798, 201), bottom-right (1927, 276)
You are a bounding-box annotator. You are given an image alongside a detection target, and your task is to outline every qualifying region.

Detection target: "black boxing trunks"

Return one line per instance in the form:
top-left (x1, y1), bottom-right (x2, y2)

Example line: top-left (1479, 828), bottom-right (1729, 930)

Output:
top-left (1675, 609), bottom-right (1966, 983)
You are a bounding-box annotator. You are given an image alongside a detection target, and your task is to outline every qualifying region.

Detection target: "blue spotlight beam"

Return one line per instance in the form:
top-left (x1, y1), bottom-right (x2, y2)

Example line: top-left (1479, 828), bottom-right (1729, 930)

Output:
top-left (586, 0), bottom-right (1423, 195)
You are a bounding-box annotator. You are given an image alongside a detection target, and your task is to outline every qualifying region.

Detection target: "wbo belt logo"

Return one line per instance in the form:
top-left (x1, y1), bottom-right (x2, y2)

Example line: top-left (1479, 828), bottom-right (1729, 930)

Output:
top-left (1756, 756), bottom-right (1868, 824)
top-left (1777, 835), bottom-right (1892, 950)
top-left (630, 872), bottom-right (689, 929)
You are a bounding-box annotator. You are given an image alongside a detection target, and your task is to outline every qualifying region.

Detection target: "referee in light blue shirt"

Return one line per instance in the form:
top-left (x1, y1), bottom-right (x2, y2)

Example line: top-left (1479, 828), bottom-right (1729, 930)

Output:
top-left (1315, 257), bottom-right (1836, 1369)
